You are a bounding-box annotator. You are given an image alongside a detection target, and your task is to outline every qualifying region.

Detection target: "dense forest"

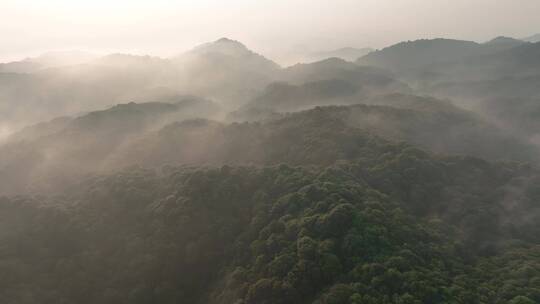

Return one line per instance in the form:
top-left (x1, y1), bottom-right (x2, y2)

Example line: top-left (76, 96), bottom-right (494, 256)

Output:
top-left (1, 146), bottom-right (539, 303)
top-left (1, 33), bottom-right (540, 304)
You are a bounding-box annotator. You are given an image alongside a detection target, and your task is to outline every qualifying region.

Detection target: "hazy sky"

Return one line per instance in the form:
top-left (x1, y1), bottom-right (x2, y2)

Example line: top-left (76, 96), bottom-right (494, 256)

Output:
top-left (1, 0), bottom-right (539, 63)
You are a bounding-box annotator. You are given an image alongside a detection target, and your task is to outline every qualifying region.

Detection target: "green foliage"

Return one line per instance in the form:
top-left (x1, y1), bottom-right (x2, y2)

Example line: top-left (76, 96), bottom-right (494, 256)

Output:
top-left (0, 147), bottom-right (538, 304)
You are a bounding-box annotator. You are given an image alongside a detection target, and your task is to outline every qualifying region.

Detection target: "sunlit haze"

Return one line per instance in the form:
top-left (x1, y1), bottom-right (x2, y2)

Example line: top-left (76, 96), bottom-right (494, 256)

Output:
top-left (1, 0), bottom-right (539, 64)
top-left (2, 1), bottom-right (540, 303)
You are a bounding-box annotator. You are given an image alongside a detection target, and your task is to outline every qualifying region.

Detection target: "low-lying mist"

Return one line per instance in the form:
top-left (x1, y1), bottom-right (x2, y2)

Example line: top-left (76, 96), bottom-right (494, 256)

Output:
top-left (2, 36), bottom-right (540, 196)
top-left (1, 34), bottom-right (540, 304)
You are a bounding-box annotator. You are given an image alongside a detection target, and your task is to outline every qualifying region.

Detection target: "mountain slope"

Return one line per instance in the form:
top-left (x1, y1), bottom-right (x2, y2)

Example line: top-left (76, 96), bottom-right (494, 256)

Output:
top-left (187, 38), bottom-right (280, 71)
top-left (307, 47), bottom-right (374, 62)
top-left (0, 39), bottom-right (405, 132)
top-left (234, 79), bottom-right (362, 115)
top-left (232, 91), bottom-right (537, 162)
top-left (172, 38), bottom-right (281, 105)
top-left (3, 94), bottom-right (536, 195)
top-left (282, 58), bottom-right (408, 93)
top-left (0, 146), bottom-right (538, 304)
top-left (0, 97), bottom-right (219, 194)
top-left (0, 39), bottom-right (279, 130)
top-left (357, 39), bottom-right (481, 72)
top-left (0, 51), bottom-right (97, 73)
top-left (0, 54), bottom-right (178, 131)
top-left (229, 58), bottom-right (410, 120)
top-left (482, 36), bottom-right (527, 53)
top-left (522, 33), bottom-right (540, 43)
top-left (357, 38), bottom-right (530, 80)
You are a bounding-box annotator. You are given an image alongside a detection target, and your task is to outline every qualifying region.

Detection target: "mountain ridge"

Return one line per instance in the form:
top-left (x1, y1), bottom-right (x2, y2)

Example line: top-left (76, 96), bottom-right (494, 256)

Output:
top-left (522, 33), bottom-right (540, 43)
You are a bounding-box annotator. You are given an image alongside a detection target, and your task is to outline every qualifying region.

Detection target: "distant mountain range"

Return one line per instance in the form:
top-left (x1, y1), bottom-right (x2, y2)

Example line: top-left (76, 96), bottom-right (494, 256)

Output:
top-left (522, 33), bottom-right (540, 43)
top-left (0, 51), bottom-right (97, 73)
top-left (0, 39), bottom-right (407, 132)
top-left (2, 92), bottom-right (536, 194)
top-left (0, 38), bottom-right (281, 130)
top-left (357, 37), bottom-right (529, 75)
top-left (2, 35), bottom-right (540, 304)
top-left (355, 36), bottom-right (540, 146)
top-left (2, 35), bottom-right (540, 154)
top-left (305, 47), bottom-right (374, 62)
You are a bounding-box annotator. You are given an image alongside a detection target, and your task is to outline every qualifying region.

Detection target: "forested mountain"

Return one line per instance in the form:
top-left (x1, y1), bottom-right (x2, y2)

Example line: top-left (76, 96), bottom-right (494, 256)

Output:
top-left (416, 42), bottom-right (540, 142)
top-left (0, 54), bottom-right (177, 131)
top-left (523, 33), bottom-right (540, 43)
top-left (238, 57), bottom-right (410, 114)
top-left (357, 39), bottom-right (482, 73)
top-left (355, 36), bottom-right (540, 147)
top-left (0, 40), bottom-right (405, 134)
top-left (0, 38), bottom-right (278, 131)
top-left (233, 92), bottom-right (537, 161)
top-left (184, 38), bottom-right (280, 72)
top-left (234, 57), bottom-right (410, 114)
top-left (484, 36), bottom-right (525, 49)
top-left (358, 39), bottom-right (540, 88)
top-left (427, 41), bottom-right (540, 82)
top-left (0, 97), bottom-right (218, 194)
top-left (171, 38), bottom-right (281, 106)
top-left (0, 51), bottom-right (97, 73)
top-left (1, 96), bottom-right (536, 195)
top-left (305, 47), bottom-right (374, 62)
top-left (1, 34), bottom-right (540, 304)
top-left (423, 75), bottom-right (540, 139)
top-left (1, 143), bottom-right (538, 304)
top-left (356, 38), bottom-right (531, 81)
top-left (281, 58), bottom-right (406, 92)
top-left (233, 79), bottom-right (361, 114)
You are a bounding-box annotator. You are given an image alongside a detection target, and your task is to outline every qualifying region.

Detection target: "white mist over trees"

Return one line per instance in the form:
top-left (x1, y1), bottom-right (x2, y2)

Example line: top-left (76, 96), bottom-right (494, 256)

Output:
top-left (1, 2), bottom-right (540, 303)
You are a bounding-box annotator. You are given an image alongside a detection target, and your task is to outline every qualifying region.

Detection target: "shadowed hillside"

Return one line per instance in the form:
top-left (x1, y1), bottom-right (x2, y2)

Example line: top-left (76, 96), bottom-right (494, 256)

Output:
top-left (1, 25), bottom-right (540, 304)
top-left (1, 144), bottom-right (538, 303)
top-left (2, 96), bottom-right (537, 195)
